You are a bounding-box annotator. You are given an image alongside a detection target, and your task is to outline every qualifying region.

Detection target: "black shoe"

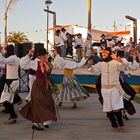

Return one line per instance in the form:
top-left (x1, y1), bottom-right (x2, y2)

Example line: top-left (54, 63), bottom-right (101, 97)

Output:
top-left (43, 124), bottom-right (49, 128)
top-left (32, 124), bottom-right (44, 131)
top-left (9, 115), bottom-right (18, 120)
top-left (4, 118), bottom-right (17, 124)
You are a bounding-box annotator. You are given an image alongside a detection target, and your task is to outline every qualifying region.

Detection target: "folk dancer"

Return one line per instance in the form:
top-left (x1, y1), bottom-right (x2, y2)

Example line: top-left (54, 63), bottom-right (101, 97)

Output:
top-left (0, 45), bottom-right (20, 124)
top-left (53, 48), bottom-right (89, 108)
top-left (88, 48), bottom-right (136, 131)
top-left (20, 48), bottom-right (38, 102)
top-left (20, 48), bottom-right (57, 130)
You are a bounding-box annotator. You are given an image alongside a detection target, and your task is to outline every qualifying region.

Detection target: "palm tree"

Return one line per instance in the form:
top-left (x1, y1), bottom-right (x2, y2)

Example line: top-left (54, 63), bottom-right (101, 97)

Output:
top-left (7, 31), bottom-right (29, 45)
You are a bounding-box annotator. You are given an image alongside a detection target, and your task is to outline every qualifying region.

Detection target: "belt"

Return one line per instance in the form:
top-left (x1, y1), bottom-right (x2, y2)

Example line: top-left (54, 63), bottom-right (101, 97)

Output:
top-left (64, 69), bottom-right (73, 76)
top-left (102, 85), bottom-right (116, 89)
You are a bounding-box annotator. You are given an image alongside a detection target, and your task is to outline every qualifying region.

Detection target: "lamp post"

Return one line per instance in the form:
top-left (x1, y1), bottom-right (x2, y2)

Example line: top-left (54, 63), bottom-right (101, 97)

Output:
top-left (44, 9), bottom-right (56, 51)
top-left (45, 0), bottom-right (53, 51)
top-left (125, 15), bottom-right (137, 44)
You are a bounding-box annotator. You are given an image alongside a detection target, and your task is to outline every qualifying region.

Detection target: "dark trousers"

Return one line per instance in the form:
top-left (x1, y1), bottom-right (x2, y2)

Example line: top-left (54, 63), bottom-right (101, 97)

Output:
top-left (107, 110), bottom-right (124, 128)
top-left (107, 111), bottom-right (118, 128)
top-left (114, 111), bottom-right (124, 127)
top-left (0, 74), bottom-right (6, 96)
top-left (3, 101), bottom-right (17, 119)
top-left (66, 46), bottom-right (73, 56)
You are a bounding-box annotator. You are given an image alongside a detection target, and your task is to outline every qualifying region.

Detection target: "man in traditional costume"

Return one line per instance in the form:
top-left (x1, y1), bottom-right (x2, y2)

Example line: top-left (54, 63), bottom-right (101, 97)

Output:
top-left (0, 45), bottom-right (20, 124)
top-left (88, 48), bottom-right (134, 131)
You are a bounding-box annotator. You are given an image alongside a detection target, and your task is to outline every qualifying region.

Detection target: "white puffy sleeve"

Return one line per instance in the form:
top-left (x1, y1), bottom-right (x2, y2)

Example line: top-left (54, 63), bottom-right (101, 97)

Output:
top-left (121, 58), bottom-right (139, 71)
top-left (53, 56), bottom-right (65, 69)
top-left (0, 63), bottom-right (5, 69)
top-left (20, 55), bottom-right (31, 69)
top-left (76, 57), bottom-right (86, 68)
top-left (20, 55), bottom-right (38, 71)
top-left (88, 62), bottom-right (101, 75)
top-left (0, 55), bottom-right (15, 65)
top-left (29, 59), bottom-right (38, 71)
top-left (128, 60), bottom-right (139, 71)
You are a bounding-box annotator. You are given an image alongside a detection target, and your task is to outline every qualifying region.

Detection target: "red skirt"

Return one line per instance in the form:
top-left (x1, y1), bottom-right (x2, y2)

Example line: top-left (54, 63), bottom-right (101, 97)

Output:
top-left (20, 79), bottom-right (57, 123)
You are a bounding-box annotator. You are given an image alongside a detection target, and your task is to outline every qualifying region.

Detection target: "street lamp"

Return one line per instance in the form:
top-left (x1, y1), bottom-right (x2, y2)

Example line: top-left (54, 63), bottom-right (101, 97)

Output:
top-left (45, 0), bottom-right (53, 51)
top-left (125, 15), bottom-right (137, 44)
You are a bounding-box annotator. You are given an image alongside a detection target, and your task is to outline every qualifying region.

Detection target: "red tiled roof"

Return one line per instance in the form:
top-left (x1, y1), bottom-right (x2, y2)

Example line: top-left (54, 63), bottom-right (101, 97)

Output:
top-left (107, 31), bottom-right (130, 36)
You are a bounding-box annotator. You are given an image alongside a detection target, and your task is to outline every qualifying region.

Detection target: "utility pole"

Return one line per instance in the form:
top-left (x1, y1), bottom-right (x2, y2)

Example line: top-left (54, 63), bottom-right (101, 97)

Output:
top-left (88, 0), bottom-right (92, 33)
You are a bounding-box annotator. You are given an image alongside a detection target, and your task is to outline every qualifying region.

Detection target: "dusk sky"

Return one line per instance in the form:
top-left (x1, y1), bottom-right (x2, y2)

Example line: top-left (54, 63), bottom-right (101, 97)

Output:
top-left (0, 0), bottom-right (140, 43)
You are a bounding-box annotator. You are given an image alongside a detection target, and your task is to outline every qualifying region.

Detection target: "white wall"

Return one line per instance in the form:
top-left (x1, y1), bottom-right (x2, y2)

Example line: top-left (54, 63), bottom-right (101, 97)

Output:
top-left (127, 20), bottom-right (140, 43)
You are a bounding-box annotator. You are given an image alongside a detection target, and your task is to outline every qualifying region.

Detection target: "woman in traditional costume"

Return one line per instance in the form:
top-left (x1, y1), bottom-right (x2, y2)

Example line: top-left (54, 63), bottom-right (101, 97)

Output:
top-left (20, 48), bottom-right (57, 130)
top-left (53, 48), bottom-right (89, 108)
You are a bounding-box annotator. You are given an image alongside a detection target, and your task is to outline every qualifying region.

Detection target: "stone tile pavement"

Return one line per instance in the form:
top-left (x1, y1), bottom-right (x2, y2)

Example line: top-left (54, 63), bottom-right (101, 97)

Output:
top-left (0, 93), bottom-right (140, 140)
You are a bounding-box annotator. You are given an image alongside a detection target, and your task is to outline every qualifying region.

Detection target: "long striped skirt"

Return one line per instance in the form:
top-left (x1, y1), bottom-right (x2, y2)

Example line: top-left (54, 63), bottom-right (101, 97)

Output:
top-left (56, 75), bottom-right (89, 103)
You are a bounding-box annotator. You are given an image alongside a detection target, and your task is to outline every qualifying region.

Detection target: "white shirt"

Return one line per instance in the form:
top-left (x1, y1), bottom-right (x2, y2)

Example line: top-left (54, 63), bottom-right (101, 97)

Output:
top-left (53, 54), bottom-right (65, 69)
top-left (53, 54), bottom-right (86, 70)
top-left (0, 53), bottom-right (5, 69)
top-left (55, 35), bottom-right (64, 46)
top-left (0, 55), bottom-right (20, 79)
top-left (89, 59), bottom-right (139, 86)
top-left (121, 58), bottom-right (139, 71)
top-left (20, 55), bottom-right (38, 71)
top-left (64, 57), bottom-right (86, 69)
top-left (89, 60), bottom-right (123, 86)
top-left (60, 32), bottom-right (67, 42)
top-left (75, 38), bottom-right (84, 48)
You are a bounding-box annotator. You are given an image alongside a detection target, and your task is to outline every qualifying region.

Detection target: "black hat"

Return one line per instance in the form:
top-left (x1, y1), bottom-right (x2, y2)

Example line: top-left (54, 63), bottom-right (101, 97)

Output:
top-left (61, 28), bottom-right (66, 31)
top-left (56, 29), bottom-right (60, 33)
top-left (37, 48), bottom-right (48, 56)
top-left (104, 47), bottom-right (112, 54)
top-left (77, 33), bottom-right (82, 36)
top-left (117, 51), bottom-right (124, 57)
top-left (101, 34), bottom-right (106, 37)
top-left (6, 44), bottom-right (15, 57)
top-left (66, 32), bottom-right (70, 36)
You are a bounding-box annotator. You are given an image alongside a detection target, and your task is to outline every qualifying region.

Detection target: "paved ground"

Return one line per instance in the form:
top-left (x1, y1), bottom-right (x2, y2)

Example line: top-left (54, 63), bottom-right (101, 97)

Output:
top-left (0, 93), bottom-right (140, 140)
